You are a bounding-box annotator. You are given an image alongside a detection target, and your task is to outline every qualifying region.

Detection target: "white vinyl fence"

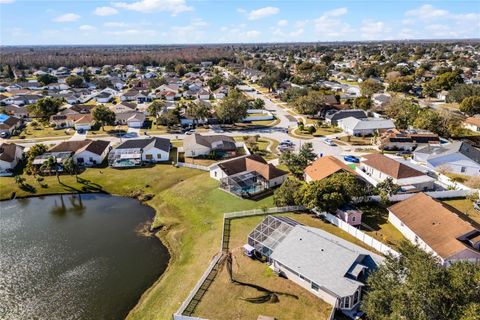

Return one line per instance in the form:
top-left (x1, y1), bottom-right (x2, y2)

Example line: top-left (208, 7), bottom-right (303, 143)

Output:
top-left (313, 209), bottom-right (399, 257)
top-left (366, 189), bottom-right (473, 203)
top-left (176, 162), bottom-right (210, 171)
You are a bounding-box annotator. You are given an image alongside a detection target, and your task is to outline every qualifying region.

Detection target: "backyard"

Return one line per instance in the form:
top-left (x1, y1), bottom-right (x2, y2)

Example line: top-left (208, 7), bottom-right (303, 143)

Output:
top-left (0, 166), bottom-right (274, 320)
top-left (338, 135), bottom-right (374, 146)
top-left (443, 198), bottom-right (480, 226)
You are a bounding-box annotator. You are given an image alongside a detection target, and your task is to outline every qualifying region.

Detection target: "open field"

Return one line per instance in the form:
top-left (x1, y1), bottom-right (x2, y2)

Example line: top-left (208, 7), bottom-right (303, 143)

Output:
top-left (0, 166), bottom-right (274, 320)
top-left (194, 214), bottom-right (333, 320)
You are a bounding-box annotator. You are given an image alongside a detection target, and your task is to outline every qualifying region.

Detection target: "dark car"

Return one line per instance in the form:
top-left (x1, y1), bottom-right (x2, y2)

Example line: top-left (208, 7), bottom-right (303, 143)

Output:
top-left (343, 155), bottom-right (360, 163)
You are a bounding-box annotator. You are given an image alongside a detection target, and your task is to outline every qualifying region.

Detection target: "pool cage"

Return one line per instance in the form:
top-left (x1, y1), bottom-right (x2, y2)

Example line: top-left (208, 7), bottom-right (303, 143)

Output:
top-left (220, 171), bottom-right (269, 198)
top-left (248, 215), bottom-right (302, 258)
top-left (108, 148), bottom-right (143, 168)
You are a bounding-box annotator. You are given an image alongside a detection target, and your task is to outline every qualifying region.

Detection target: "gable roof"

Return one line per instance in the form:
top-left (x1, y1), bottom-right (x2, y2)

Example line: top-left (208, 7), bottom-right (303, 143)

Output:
top-left (84, 140), bottom-right (110, 155)
top-left (304, 156), bottom-right (357, 181)
top-left (0, 143), bottom-right (21, 162)
top-left (339, 117), bottom-right (395, 131)
top-left (464, 117), bottom-right (480, 128)
top-left (388, 193), bottom-right (480, 259)
top-left (185, 133), bottom-right (236, 151)
top-left (362, 154), bottom-right (424, 179)
top-left (115, 137), bottom-right (170, 152)
top-left (49, 140), bottom-right (91, 153)
top-left (218, 154), bottom-right (288, 181)
top-left (415, 141), bottom-right (480, 164)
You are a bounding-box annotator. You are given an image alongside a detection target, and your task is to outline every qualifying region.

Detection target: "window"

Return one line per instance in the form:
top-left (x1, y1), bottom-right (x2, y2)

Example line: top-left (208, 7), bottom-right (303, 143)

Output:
top-left (89, 157), bottom-right (93, 162)
top-left (77, 157), bottom-right (84, 163)
top-left (352, 217), bottom-right (356, 222)
top-left (157, 154), bottom-right (162, 159)
top-left (353, 289), bottom-right (360, 306)
top-left (415, 235), bottom-right (419, 243)
top-left (311, 282), bottom-right (319, 291)
top-left (461, 166), bottom-right (466, 173)
top-left (344, 296), bottom-right (351, 309)
top-left (145, 154), bottom-right (153, 160)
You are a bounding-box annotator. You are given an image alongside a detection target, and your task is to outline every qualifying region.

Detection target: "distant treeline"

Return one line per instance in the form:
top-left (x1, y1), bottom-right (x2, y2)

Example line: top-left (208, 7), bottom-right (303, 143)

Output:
top-left (0, 45), bottom-right (236, 69)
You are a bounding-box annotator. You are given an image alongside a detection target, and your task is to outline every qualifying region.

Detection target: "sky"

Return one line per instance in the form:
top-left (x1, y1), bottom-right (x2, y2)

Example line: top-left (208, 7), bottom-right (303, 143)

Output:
top-left (0, 0), bottom-right (479, 45)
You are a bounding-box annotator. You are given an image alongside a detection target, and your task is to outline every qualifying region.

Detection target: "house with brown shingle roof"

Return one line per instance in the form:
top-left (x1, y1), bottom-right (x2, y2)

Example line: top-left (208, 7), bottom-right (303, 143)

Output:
top-left (210, 154), bottom-right (288, 198)
top-left (43, 139), bottom-right (110, 167)
top-left (360, 154), bottom-right (435, 192)
top-left (463, 117), bottom-right (480, 133)
top-left (388, 193), bottom-right (480, 265)
top-left (0, 143), bottom-right (23, 175)
top-left (304, 156), bottom-right (357, 183)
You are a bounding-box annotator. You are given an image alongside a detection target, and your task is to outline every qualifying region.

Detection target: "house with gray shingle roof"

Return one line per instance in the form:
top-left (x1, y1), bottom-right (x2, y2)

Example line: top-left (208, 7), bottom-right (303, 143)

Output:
top-left (248, 215), bottom-right (383, 318)
top-left (183, 133), bottom-right (237, 158)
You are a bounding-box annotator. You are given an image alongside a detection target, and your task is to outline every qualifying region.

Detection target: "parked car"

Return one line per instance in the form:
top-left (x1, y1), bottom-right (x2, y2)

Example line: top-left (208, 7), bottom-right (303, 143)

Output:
top-left (185, 129), bottom-right (196, 135)
top-left (344, 155), bottom-right (360, 163)
top-left (474, 201), bottom-right (480, 212)
top-left (323, 138), bottom-right (336, 146)
top-left (280, 139), bottom-right (294, 146)
top-left (0, 132), bottom-right (9, 138)
top-left (77, 129), bottom-right (85, 134)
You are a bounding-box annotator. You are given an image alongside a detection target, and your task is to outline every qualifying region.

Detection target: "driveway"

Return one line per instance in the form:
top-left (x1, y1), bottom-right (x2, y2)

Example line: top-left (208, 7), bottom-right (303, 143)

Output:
top-left (69, 130), bottom-right (87, 141)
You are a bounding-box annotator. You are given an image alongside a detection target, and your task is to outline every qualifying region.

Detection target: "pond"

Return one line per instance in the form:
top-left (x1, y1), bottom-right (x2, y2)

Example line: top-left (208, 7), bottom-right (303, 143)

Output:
top-left (0, 194), bottom-right (169, 320)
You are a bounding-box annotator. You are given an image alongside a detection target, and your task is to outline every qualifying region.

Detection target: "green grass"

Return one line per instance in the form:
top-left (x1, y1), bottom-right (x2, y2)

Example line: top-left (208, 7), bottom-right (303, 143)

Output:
top-left (18, 124), bottom-right (74, 139)
top-left (339, 135), bottom-right (373, 145)
top-left (292, 126), bottom-right (342, 139)
top-left (0, 166), bottom-right (274, 320)
top-left (443, 198), bottom-right (480, 226)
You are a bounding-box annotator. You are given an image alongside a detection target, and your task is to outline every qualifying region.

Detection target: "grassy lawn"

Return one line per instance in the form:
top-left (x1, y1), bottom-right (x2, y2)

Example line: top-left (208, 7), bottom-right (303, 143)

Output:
top-left (339, 135), bottom-right (373, 146)
top-left (443, 198), bottom-right (480, 226)
top-left (18, 124), bottom-right (74, 139)
top-left (0, 166), bottom-right (274, 320)
top-left (254, 138), bottom-right (279, 160)
top-left (357, 203), bottom-right (406, 250)
top-left (194, 214), bottom-right (333, 320)
top-left (293, 126), bottom-right (342, 139)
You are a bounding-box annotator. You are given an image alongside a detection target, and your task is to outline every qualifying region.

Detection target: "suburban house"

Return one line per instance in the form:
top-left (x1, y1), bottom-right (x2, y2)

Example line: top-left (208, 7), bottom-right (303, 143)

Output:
top-left (3, 104), bottom-right (29, 118)
top-left (115, 111), bottom-right (146, 128)
top-left (109, 102), bottom-right (137, 114)
top-left (325, 109), bottom-right (367, 125)
top-left (183, 133), bottom-right (237, 158)
top-left (49, 114), bottom-right (93, 130)
top-left (47, 139), bottom-right (111, 166)
top-left (210, 155), bottom-right (288, 197)
top-left (0, 115), bottom-right (22, 135)
top-left (336, 205), bottom-right (363, 226)
top-left (388, 193), bottom-right (480, 265)
top-left (0, 143), bottom-right (23, 175)
top-left (413, 141), bottom-right (480, 176)
top-left (304, 156), bottom-right (357, 182)
top-left (372, 93), bottom-right (391, 108)
top-left (463, 117), bottom-right (480, 132)
top-left (95, 91), bottom-right (113, 103)
top-left (378, 128), bottom-right (440, 151)
top-left (360, 154), bottom-right (435, 192)
top-left (108, 137), bottom-right (171, 168)
top-left (121, 89), bottom-right (148, 102)
top-left (248, 216), bottom-right (383, 318)
top-left (337, 117), bottom-right (395, 136)
top-left (73, 114), bottom-right (94, 131)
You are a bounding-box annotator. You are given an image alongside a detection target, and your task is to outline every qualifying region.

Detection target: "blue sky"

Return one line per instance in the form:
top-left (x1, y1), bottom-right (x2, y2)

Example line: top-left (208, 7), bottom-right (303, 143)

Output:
top-left (0, 0), bottom-right (479, 45)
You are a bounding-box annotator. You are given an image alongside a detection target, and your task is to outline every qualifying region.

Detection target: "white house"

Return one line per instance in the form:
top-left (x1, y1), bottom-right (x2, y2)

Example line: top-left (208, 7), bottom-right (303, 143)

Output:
top-left (248, 216), bottom-right (384, 318)
top-left (73, 114), bottom-right (94, 131)
top-left (109, 137), bottom-right (171, 167)
top-left (360, 154), bottom-right (435, 192)
top-left (115, 111), bottom-right (146, 128)
top-left (463, 117), bottom-right (480, 132)
top-left (388, 193), bottom-right (480, 265)
top-left (0, 143), bottom-right (23, 174)
top-left (413, 141), bottom-right (480, 176)
top-left (183, 133), bottom-right (237, 158)
top-left (337, 117), bottom-right (395, 136)
top-left (48, 140), bottom-right (111, 166)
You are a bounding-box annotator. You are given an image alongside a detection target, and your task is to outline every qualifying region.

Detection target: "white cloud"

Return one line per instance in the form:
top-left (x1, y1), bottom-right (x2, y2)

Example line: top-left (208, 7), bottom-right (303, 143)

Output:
top-left (114, 0), bottom-right (193, 15)
top-left (53, 13), bottom-right (81, 22)
top-left (406, 4), bottom-right (449, 20)
top-left (277, 19), bottom-right (288, 27)
top-left (79, 25), bottom-right (97, 31)
top-left (248, 7), bottom-right (279, 20)
top-left (0, 0), bottom-right (16, 4)
top-left (170, 18), bottom-right (208, 42)
top-left (104, 29), bottom-right (156, 37)
top-left (237, 8), bottom-right (246, 14)
top-left (361, 20), bottom-right (392, 40)
top-left (314, 7), bottom-right (351, 38)
top-left (94, 6), bottom-right (119, 16)
top-left (243, 30), bottom-right (261, 39)
top-left (104, 22), bottom-right (128, 28)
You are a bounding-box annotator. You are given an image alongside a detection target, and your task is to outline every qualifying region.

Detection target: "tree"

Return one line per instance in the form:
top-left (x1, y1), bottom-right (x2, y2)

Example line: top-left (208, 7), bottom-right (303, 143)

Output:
top-left (384, 97), bottom-right (420, 130)
top-left (447, 84), bottom-right (480, 103)
top-left (280, 142), bottom-right (316, 178)
top-left (25, 143), bottom-right (48, 174)
top-left (66, 75), bottom-right (84, 88)
top-left (187, 100), bottom-right (211, 126)
top-left (376, 177), bottom-right (401, 205)
top-left (388, 76), bottom-right (414, 93)
top-left (299, 173), bottom-right (364, 212)
top-left (363, 241), bottom-right (480, 320)
top-left (294, 91), bottom-right (334, 116)
top-left (157, 109), bottom-right (179, 128)
top-left (37, 73), bottom-right (57, 86)
top-left (273, 177), bottom-right (304, 206)
top-left (92, 104), bottom-right (116, 130)
top-left (215, 90), bottom-right (249, 123)
top-left (251, 98), bottom-right (265, 109)
top-left (360, 79), bottom-right (384, 97)
top-left (147, 100), bottom-right (165, 118)
top-left (353, 96), bottom-right (372, 110)
top-left (62, 156), bottom-right (79, 182)
top-left (92, 77), bottom-right (113, 89)
top-left (207, 75), bottom-right (223, 91)
top-left (27, 97), bottom-right (63, 120)
top-left (40, 156), bottom-right (60, 182)
top-left (280, 86), bottom-right (308, 103)
top-left (459, 96), bottom-right (480, 116)
top-left (175, 64), bottom-right (186, 77)
top-left (429, 70), bottom-right (464, 91)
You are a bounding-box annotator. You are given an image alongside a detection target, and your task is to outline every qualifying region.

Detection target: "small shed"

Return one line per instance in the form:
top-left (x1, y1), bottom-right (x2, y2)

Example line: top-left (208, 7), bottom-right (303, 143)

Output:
top-left (336, 205), bottom-right (363, 226)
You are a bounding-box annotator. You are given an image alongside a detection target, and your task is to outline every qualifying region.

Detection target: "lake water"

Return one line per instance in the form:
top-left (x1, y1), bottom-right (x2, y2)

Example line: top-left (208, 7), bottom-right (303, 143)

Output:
top-left (0, 194), bottom-right (169, 320)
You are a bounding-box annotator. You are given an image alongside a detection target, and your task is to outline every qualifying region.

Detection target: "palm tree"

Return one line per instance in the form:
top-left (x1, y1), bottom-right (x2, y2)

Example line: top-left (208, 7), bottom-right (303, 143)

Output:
top-left (41, 156), bottom-right (60, 182)
top-left (62, 156), bottom-right (78, 182)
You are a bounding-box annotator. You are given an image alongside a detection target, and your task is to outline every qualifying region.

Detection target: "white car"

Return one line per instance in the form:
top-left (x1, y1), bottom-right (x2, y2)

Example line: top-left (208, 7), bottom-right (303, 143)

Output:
top-left (185, 130), bottom-right (196, 135)
top-left (323, 138), bottom-right (335, 146)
